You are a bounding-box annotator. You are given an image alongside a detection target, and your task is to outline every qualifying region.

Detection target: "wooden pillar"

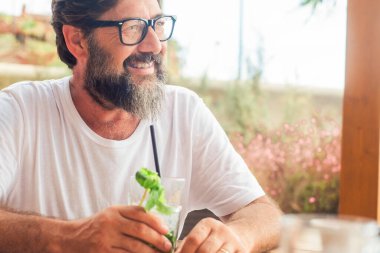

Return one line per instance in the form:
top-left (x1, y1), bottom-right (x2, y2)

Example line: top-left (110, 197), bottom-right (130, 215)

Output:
top-left (339, 0), bottom-right (380, 220)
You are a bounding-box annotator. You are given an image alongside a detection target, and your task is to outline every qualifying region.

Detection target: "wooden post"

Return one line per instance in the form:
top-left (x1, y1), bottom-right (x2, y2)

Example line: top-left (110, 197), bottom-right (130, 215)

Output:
top-left (339, 0), bottom-right (380, 220)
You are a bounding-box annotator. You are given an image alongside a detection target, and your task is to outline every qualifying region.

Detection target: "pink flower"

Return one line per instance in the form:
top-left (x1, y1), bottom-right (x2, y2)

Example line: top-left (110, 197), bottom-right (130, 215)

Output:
top-left (309, 197), bottom-right (317, 204)
top-left (229, 115), bottom-right (341, 213)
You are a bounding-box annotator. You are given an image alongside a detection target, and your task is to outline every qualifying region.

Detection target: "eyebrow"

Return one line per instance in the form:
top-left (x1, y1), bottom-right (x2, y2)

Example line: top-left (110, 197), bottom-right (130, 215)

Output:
top-left (95, 13), bottom-right (167, 23)
top-left (153, 13), bottom-right (164, 18)
top-left (126, 13), bottom-right (164, 20)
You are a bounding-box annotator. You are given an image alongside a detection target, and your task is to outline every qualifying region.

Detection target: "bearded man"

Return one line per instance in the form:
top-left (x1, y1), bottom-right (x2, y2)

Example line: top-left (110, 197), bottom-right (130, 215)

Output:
top-left (0, 0), bottom-right (282, 252)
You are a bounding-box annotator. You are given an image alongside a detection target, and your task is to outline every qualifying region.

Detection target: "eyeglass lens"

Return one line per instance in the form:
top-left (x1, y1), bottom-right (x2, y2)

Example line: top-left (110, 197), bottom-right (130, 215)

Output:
top-left (121, 16), bottom-right (174, 45)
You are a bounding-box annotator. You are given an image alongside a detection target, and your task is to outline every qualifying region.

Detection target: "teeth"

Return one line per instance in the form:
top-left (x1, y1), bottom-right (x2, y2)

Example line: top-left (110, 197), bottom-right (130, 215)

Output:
top-left (130, 61), bottom-right (153, 69)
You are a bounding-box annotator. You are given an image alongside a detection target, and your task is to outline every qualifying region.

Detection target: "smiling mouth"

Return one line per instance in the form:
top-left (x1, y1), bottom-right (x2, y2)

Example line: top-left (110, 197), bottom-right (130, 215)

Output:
top-left (128, 61), bottom-right (154, 69)
top-left (124, 53), bottom-right (162, 70)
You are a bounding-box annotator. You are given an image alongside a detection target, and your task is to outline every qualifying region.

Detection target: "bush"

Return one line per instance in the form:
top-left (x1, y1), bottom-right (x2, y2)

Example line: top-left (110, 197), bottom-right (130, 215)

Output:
top-left (189, 80), bottom-right (342, 213)
top-left (230, 116), bottom-right (341, 213)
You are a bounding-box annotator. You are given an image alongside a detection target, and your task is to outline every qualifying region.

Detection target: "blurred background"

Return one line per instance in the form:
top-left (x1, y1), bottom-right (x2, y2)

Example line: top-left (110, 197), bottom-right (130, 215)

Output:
top-left (0, 0), bottom-right (345, 214)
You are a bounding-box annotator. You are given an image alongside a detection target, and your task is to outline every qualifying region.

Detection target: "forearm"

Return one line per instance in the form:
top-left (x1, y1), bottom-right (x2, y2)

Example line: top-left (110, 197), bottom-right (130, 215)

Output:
top-left (0, 206), bottom-right (174, 253)
top-left (222, 196), bottom-right (283, 253)
top-left (0, 208), bottom-right (69, 253)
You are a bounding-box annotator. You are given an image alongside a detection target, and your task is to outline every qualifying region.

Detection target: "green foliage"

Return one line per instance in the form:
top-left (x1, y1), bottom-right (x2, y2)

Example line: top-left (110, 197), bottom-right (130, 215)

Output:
top-left (0, 33), bottom-right (62, 66)
top-left (300, 0), bottom-right (337, 12)
top-left (164, 231), bottom-right (176, 249)
top-left (281, 170), bottom-right (339, 213)
top-left (300, 0), bottom-right (324, 9)
top-left (135, 168), bottom-right (175, 252)
top-left (135, 168), bottom-right (174, 215)
top-left (0, 34), bottom-right (17, 54)
top-left (0, 14), bottom-right (12, 23)
top-left (223, 83), bottom-right (267, 140)
top-left (135, 167), bottom-right (161, 189)
top-left (299, 175), bottom-right (339, 213)
top-left (0, 14), bottom-right (59, 66)
top-left (282, 88), bottom-right (313, 124)
top-left (230, 113), bottom-right (341, 213)
top-left (167, 39), bottom-right (183, 82)
top-left (190, 82), bottom-right (342, 213)
top-left (20, 18), bottom-right (37, 31)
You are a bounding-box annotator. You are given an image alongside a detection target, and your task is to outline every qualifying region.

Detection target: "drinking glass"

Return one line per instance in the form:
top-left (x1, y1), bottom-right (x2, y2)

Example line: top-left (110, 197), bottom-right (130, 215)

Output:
top-left (128, 176), bottom-right (186, 252)
top-left (278, 214), bottom-right (380, 253)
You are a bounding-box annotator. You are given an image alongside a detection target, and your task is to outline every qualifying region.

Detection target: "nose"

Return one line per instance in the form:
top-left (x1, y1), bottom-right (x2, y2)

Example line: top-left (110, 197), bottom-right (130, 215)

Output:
top-left (137, 26), bottom-right (162, 55)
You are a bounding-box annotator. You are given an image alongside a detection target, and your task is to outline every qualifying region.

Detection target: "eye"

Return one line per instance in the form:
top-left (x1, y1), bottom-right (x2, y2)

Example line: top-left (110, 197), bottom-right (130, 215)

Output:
top-left (156, 20), bottom-right (166, 27)
top-left (125, 24), bottom-right (139, 31)
top-left (122, 20), bottom-right (145, 33)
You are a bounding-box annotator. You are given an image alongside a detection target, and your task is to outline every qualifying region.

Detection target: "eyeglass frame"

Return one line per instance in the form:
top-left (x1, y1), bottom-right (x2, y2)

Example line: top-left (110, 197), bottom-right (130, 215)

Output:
top-left (85, 15), bottom-right (177, 46)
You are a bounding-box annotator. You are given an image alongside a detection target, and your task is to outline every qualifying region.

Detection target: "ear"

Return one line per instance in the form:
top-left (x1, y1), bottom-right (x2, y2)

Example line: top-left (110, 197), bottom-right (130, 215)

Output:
top-left (62, 25), bottom-right (88, 64)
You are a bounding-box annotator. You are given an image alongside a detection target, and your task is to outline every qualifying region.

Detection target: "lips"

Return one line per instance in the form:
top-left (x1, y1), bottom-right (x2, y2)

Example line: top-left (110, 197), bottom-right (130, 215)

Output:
top-left (124, 53), bottom-right (162, 70)
top-left (128, 61), bottom-right (154, 69)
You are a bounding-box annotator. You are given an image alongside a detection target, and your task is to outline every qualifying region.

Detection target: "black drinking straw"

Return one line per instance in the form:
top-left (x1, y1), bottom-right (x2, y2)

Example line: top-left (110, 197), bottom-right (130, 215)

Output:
top-left (150, 124), bottom-right (161, 177)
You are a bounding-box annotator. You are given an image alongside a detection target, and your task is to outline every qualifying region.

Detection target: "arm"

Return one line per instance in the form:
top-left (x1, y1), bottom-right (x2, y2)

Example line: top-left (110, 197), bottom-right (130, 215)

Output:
top-left (222, 196), bottom-right (282, 252)
top-left (0, 208), bottom-right (65, 253)
top-left (177, 196), bottom-right (282, 253)
top-left (0, 206), bottom-right (173, 253)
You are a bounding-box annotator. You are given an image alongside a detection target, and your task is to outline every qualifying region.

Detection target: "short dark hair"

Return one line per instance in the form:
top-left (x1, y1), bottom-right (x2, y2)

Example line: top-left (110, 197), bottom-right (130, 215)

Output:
top-left (51, 0), bottom-right (119, 69)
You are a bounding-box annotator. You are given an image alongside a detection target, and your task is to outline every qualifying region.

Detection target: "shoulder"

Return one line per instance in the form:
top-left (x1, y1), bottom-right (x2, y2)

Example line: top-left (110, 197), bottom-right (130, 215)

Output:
top-left (164, 84), bottom-right (200, 98)
top-left (164, 84), bottom-right (203, 109)
top-left (0, 77), bottom-right (69, 109)
top-left (1, 77), bottom-right (66, 98)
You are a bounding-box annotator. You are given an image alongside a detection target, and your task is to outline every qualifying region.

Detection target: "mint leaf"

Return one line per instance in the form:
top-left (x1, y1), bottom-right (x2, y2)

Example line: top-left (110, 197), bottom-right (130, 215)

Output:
top-left (135, 168), bottom-right (174, 215)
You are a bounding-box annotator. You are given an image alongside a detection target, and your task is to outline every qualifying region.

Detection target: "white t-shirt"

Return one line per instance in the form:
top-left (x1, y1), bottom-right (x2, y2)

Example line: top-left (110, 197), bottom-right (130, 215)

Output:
top-left (0, 76), bottom-right (264, 228)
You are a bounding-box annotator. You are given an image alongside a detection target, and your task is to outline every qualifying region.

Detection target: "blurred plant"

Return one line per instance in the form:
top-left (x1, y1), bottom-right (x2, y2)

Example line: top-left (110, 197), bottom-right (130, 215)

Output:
top-left (222, 83), bottom-right (267, 142)
top-left (0, 14), bottom-right (59, 66)
top-left (300, 0), bottom-right (337, 12)
top-left (220, 46), bottom-right (268, 141)
top-left (167, 39), bottom-right (184, 82)
top-left (231, 115), bottom-right (341, 213)
top-left (282, 87), bottom-right (313, 124)
top-left (188, 40), bottom-right (341, 213)
top-left (301, 0), bottom-right (325, 9)
top-left (0, 34), bottom-right (58, 65)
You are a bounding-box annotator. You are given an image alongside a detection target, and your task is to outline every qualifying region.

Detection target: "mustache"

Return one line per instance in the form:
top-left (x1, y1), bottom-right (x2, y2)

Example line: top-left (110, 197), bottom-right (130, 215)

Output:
top-left (123, 53), bottom-right (162, 69)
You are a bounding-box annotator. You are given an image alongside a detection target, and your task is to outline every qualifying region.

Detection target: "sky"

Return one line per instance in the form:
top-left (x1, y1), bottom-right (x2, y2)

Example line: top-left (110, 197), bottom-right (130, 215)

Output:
top-left (1, 0), bottom-right (347, 90)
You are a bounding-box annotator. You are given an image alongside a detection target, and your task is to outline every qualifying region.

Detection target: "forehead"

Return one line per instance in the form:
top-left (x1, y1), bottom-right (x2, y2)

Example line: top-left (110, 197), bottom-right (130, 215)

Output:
top-left (100, 0), bottom-right (162, 20)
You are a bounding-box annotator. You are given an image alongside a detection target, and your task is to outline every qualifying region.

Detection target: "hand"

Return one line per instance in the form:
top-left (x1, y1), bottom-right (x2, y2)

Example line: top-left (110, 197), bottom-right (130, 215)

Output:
top-left (65, 205), bottom-right (173, 253)
top-left (176, 218), bottom-right (248, 253)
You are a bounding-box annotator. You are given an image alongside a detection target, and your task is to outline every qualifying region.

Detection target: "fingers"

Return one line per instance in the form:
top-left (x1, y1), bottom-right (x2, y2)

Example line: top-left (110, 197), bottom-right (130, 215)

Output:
top-left (117, 215), bottom-right (172, 252)
top-left (70, 206), bottom-right (174, 253)
top-left (177, 218), bottom-right (246, 253)
top-left (178, 218), bottom-right (213, 253)
top-left (112, 233), bottom-right (164, 253)
top-left (118, 206), bottom-right (169, 234)
top-left (217, 245), bottom-right (234, 253)
top-left (114, 206), bottom-right (173, 252)
top-left (196, 232), bottom-right (224, 252)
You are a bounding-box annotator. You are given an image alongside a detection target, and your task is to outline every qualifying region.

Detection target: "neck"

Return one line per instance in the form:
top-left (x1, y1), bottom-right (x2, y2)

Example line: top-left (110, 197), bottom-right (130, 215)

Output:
top-left (69, 76), bottom-right (140, 140)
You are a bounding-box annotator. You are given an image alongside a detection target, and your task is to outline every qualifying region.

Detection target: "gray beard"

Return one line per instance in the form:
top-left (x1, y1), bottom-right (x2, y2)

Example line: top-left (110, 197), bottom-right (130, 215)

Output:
top-left (84, 36), bottom-right (166, 121)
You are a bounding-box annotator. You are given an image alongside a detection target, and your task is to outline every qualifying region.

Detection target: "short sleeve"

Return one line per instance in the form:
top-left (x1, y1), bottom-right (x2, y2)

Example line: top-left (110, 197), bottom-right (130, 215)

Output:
top-left (189, 98), bottom-right (265, 217)
top-left (0, 90), bottom-right (23, 201)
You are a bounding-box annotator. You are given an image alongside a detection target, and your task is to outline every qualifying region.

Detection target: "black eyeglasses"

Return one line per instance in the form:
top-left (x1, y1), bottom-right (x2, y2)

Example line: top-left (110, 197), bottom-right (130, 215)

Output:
top-left (86, 15), bottom-right (176, 46)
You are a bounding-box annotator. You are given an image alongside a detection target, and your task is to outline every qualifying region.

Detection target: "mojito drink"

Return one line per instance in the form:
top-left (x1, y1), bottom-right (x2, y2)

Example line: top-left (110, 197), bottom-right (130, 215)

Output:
top-left (128, 169), bottom-right (185, 252)
top-left (152, 206), bottom-right (182, 252)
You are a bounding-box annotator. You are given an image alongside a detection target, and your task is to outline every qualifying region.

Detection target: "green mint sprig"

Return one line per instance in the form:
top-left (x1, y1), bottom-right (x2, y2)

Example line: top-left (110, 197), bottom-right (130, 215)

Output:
top-left (135, 168), bottom-right (174, 215)
top-left (135, 168), bottom-right (176, 252)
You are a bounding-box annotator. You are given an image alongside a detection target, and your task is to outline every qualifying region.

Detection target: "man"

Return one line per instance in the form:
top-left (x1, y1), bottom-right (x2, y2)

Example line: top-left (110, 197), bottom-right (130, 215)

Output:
top-left (0, 0), bottom-right (282, 252)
